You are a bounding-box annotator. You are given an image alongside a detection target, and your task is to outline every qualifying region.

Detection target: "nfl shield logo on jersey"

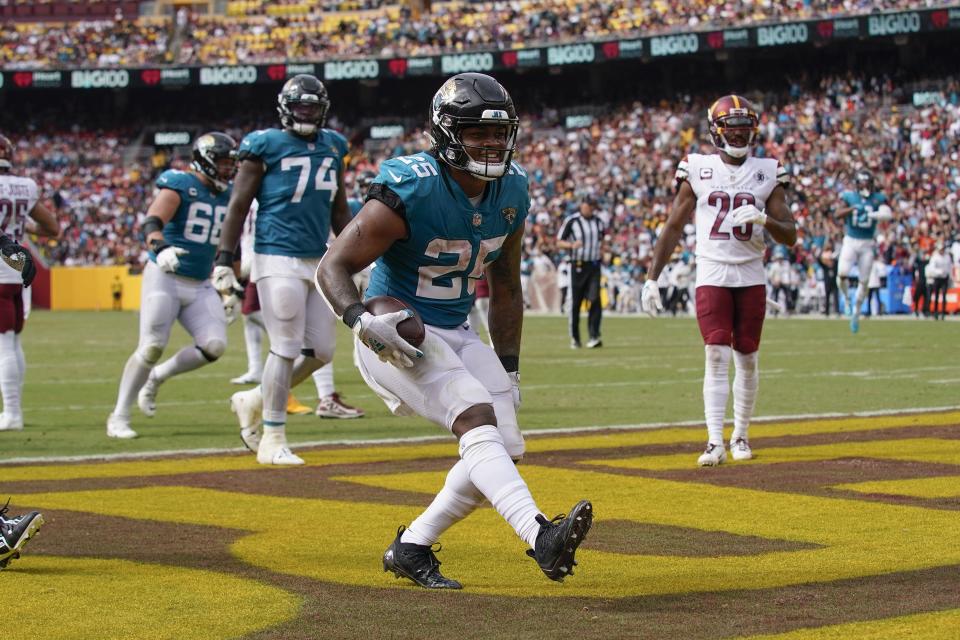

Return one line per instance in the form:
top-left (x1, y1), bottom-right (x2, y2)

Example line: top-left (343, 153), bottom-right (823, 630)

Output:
top-left (501, 207), bottom-right (517, 224)
top-left (700, 168), bottom-right (713, 179)
top-left (755, 170), bottom-right (766, 184)
top-left (472, 213), bottom-right (483, 227)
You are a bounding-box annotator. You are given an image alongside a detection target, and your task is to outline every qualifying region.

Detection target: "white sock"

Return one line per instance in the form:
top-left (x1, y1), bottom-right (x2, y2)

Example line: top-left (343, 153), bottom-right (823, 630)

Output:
top-left (0, 331), bottom-right (21, 419)
top-left (313, 362), bottom-right (335, 398)
top-left (114, 352), bottom-right (153, 418)
top-left (458, 425), bottom-right (542, 548)
top-left (703, 345), bottom-right (732, 445)
top-left (732, 350), bottom-right (759, 442)
top-left (262, 352), bottom-right (293, 428)
top-left (242, 315), bottom-right (264, 376)
top-left (152, 346), bottom-right (209, 384)
top-left (402, 459), bottom-right (485, 546)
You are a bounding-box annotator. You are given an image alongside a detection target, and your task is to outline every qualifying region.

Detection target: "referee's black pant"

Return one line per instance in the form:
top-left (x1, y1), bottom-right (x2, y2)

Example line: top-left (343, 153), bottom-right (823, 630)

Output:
top-left (569, 261), bottom-right (602, 344)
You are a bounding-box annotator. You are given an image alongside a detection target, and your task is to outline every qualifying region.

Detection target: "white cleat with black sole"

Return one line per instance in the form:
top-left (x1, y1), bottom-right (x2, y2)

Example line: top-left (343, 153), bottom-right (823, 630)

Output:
top-left (697, 442), bottom-right (727, 467)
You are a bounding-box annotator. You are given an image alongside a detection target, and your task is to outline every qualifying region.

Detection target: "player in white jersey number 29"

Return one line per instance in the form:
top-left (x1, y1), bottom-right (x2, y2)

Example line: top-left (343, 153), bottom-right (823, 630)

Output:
top-left (642, 95), bottom-right (797, 467)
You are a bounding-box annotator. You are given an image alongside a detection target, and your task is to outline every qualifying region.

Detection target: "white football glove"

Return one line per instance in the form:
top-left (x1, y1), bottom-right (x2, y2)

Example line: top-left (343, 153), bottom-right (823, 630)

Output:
top-left (730, 204), bottom-right (767, 227)
top-left (212, 265), bottom-right (239, 295)
top-left (507, 371), bottom-right (520, 411)
top-left (156, 246), bottom-right (188, 273)
top-left (222, 290), bottom-right (242, 325)
top-left (353, 310), bottom-right (424, 368)
top-left (640, 279), bottom-right (663, 317)
top-left (868, 204), bottom-right (893, 221)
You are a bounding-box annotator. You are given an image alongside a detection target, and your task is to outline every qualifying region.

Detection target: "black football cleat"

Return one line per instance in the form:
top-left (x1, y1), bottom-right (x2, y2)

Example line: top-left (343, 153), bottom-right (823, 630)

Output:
top-left (0, 499), bottom-right (45, 570)
top-left (382, 526), bottom-right (462, 590)
top-left (527, 500), bottom-right (593, 582)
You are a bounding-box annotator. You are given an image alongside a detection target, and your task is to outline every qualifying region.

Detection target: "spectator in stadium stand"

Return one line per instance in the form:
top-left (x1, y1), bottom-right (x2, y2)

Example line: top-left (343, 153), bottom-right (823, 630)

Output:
top-left (5, 72), bottom-right (960, 318)
top-left (927, 241), bottom-right (951, 320)
top-left (556, 197), bottom-right (607, 349)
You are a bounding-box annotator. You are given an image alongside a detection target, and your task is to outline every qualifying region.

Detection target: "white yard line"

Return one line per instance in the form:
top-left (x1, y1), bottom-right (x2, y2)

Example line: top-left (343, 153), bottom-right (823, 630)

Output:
top-left (2, 404), bottom-right (958, 466)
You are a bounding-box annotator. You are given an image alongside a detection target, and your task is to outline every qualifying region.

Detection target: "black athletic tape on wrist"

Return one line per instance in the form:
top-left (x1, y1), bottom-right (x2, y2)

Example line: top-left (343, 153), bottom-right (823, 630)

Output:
top-left (149, 238), bottom-right (170, 254)
top-left (342, 302), bottom-right (366, 329)
top-left (214, 250), bottom-right (235, 267)
top-left (141, 215), bottom-right (164, 237)
top-left (499, 356), bottom-right (519, 373)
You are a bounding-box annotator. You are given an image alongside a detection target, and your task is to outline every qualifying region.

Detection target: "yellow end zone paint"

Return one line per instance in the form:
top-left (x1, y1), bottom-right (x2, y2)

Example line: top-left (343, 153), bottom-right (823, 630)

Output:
top-left (16, 460), bottom-right (960, 599)
top-left (741, 608), bottom-right (960, 639)
top-left (4, 556), bottom-right (300, 640)
top-left (834, 476), bottom-right (960, 499)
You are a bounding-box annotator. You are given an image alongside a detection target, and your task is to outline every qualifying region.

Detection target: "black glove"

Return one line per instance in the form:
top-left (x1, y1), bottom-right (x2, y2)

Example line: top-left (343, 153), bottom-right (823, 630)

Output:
top-left (0, 235), bottom-right (35, 287)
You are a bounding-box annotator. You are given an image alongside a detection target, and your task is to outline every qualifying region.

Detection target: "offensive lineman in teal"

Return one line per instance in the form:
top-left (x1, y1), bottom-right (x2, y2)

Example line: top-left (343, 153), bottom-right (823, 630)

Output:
top-left (835, 169), bottom-right (892, 333)
top-left (317, 73), bottom-right (592, 589)
top-left (107, 132), bottom-right (238, 439)
top-left (213, 74), bottom-right (354, 465)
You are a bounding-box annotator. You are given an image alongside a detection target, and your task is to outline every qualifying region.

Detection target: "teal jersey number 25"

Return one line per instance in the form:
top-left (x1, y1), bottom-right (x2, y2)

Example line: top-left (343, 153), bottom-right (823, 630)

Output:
top-left (365, 152), bottom-right (530, 328)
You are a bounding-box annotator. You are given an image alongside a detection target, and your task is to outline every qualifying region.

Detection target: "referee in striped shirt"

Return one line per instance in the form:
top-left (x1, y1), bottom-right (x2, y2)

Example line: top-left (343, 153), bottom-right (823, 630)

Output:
top-left (557, 197), bottom-right (607, 348)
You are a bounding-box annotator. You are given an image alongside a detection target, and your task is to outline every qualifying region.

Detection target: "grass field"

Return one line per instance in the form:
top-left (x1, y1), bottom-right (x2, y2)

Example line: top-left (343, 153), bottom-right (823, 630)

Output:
top-left (2, 310), bottom-right (958, 460)
top-left (2, 311), bottom-right (960, 639)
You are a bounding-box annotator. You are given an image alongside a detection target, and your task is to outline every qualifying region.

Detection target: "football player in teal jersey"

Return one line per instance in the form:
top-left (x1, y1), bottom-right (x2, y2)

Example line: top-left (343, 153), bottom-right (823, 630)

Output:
top-left (107, 133), bottom-right (237, 439)
top-left (835, 169), bottom-right (892, 333)
top-left (317, 73), bottom-right (592, 588)
top-left (213, 74), bottom-right (354, 465)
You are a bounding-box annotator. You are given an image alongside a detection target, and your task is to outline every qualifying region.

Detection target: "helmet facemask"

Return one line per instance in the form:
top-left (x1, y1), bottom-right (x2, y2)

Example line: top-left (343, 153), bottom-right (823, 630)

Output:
top-left (191, 133), bottom-right (238, 193)
top-left (710, 114), bottom-right (758, 159)
top-left (433, 111), bottom-right (519, 181)
top-left (279, 94), bottom-right (328, 137)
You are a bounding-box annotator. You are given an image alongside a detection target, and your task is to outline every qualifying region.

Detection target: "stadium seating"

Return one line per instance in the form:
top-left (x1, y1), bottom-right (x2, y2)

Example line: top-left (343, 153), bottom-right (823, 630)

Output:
top-left (8, 75), bottom-right (958, 317)
top-left (0, 0), bottom-right (945, 68)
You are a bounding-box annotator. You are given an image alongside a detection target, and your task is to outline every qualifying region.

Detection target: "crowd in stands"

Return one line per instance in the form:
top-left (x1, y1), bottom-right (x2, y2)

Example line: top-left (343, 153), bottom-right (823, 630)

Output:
top-left (1, 0), bottom-right (952, 68)
top-left (7, 73), bottom-right (960, 315)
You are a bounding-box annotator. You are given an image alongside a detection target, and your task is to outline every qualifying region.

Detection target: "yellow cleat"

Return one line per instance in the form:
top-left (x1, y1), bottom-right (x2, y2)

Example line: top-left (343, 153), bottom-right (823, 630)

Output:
top-left (286, 394), bottom-right (312, 416)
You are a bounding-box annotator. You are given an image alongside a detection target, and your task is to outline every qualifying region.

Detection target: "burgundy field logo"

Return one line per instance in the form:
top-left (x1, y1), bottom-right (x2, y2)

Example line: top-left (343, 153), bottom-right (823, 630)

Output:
top-left (13, 72), bottom-right (32, 88)
top-left (930, 10), bottom-right (949, 29)
top-left (707, 32), bottom-right (724, 49)
top-left (267, 65), bottom-right (287, 81)
top-left (501, 51), bottom-right (518, 67)
top-left (817, 21), bottom-right (834, 38)
top-left (601, 42), bottom-right (620, 59)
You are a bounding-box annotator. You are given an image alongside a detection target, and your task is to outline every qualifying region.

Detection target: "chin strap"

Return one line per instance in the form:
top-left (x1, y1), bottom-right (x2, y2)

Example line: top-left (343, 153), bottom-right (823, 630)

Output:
top-left (723, 144), bottom-right (750, 158)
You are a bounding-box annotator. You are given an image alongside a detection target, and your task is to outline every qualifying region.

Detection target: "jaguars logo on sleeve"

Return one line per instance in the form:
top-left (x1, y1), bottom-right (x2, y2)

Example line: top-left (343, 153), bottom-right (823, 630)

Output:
top-left (150, 169), bottom-right (231, 281)
top-left (365, 152), bottom-right (529, 328)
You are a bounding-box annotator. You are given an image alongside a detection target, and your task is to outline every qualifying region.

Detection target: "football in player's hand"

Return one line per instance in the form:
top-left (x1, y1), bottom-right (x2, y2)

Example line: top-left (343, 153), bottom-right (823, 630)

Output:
top-left (364, 295), bottom-right (425, 347)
